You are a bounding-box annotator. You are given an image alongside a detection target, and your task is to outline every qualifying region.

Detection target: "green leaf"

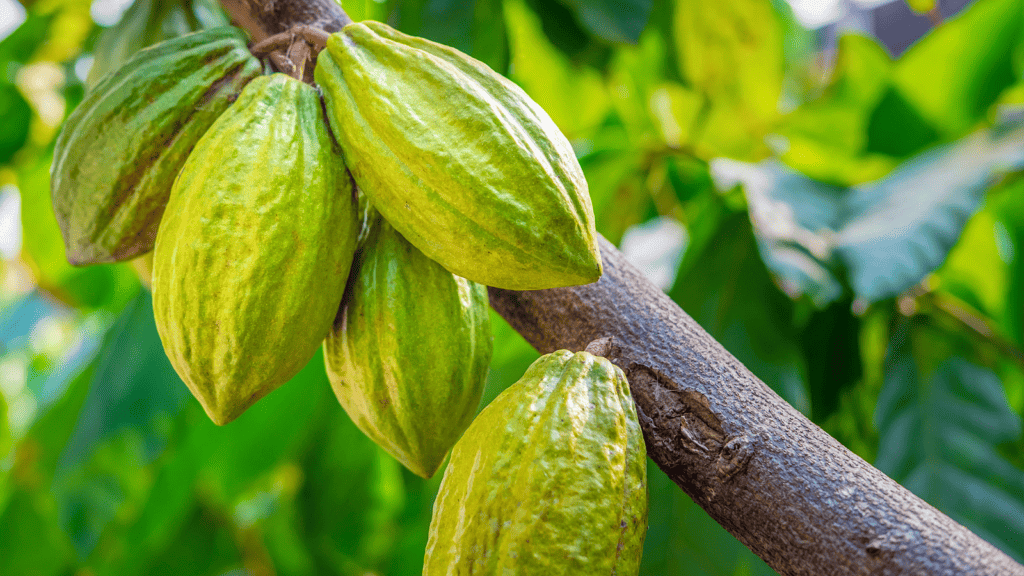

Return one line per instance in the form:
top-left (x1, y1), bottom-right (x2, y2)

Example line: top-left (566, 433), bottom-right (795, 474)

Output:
top-left (0, 13), bottom-right (54, 74)
top-left (0, 82), bottom-right (31, 164)
top-left (893, 0), bottom-right (1023, 136)
top-left (392, 0), bottom-right (509, 73)
top-left (0, 490), bottom-right (74, 576)
top-left (776, 34), bottom-right (897, 183)
top-left (836, 123), bottom-right (1024, 303)
top-left (876, 321), bottom-right (1024, 562)
top-left (669, 211), bottom-right (810, 413)
top-left (58, 289), bottom-right (188, 469)
top-left (505, 0), bottom-right (612, 136)
top-left (674, 0), bottom-right (784, 134)
top-left (710, 159), bottom-right (844, 307)
top-left (556, 0), bottom-right (652, 44)
top-left (715, 123), bottom-right (1024, 306)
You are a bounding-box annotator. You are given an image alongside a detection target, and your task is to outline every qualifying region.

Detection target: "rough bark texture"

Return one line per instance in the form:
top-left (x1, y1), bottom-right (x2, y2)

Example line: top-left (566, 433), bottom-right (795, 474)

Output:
top-left (220, 1), bottom-right (1024, 574)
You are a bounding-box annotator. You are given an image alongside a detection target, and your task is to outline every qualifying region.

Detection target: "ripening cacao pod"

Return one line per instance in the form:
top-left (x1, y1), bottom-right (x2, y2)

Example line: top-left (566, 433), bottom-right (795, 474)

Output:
top-left (324, 210), bottom-right (491, 478)
top-left (152, 74), bottom-right (359, 425)
top-left (86, 0), bottom-right (228, 87)
top-left (314, 21), bottom-right (602, 291)
top-left (52, 26), bottom-right (260, 265)
top-left (424, 350), bottom-right (648, 574)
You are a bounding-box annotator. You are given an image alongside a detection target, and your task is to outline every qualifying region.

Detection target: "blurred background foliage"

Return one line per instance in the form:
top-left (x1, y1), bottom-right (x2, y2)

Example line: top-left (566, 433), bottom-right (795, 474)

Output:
top-left (1, 0), bottom-right (1024, 573)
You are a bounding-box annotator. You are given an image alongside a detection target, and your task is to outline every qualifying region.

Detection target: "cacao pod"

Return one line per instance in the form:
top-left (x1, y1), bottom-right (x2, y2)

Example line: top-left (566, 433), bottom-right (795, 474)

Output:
top-left (324, 210), bottom-right (491, 478)
top-left (314, 21), bottom-right (602, 291)
top-left (52, 26), bottom-right (261, 265)
top-left (152, 73), bottom-right (359, 426)
top-left (424, 350), bottom-right (648, 574)
top-left (86, 0), bottom-right (228, 87)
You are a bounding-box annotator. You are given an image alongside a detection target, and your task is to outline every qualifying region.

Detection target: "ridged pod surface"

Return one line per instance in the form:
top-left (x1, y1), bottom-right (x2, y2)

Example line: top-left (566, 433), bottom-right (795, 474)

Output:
top-left (324, 211), bottom-right (491, 478)
top-left (86, 0), bottom-right (228, 87)
top-left (315, 21), bottom-right (601, 290)
top-left (152, 74), bottom-right (359, 425)
top-left (52, 26), bottom-right (261, 265)
top-left (424, 350), bottom-right (648, 574)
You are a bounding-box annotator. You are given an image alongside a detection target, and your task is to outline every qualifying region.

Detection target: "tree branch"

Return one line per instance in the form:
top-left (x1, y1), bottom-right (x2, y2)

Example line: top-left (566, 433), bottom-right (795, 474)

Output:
top-left (220, 0), bottom-right (1024, 573)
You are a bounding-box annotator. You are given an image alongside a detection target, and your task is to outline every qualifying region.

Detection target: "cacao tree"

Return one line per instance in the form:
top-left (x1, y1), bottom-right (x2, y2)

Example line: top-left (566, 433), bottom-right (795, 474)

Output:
top-left (2, 0), bottom-right (1024, 574)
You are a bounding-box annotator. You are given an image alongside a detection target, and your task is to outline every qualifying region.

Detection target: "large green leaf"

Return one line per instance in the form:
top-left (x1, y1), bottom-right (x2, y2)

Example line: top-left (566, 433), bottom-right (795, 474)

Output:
top-left (892, 0), bottom-right (1023, 136)
top-left (391, 0), bottom-right (509, 73)
top-left (714, 123), bottom-right (1024, 306)
top-left (876, 320), bottom-right (1024, 562)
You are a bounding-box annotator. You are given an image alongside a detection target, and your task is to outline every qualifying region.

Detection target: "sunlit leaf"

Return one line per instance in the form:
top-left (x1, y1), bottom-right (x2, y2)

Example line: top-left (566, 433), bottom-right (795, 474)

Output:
top-left (893, 0), bottom-right (1023, 136)
top-left (876, 321), bottom-right (1024, 562)
top-left (836, 123), bottom-right (1024, 303)
top-left (504, 0), bottom-right (611, 137)
top-left (674, 0), bottom-right (784, 134)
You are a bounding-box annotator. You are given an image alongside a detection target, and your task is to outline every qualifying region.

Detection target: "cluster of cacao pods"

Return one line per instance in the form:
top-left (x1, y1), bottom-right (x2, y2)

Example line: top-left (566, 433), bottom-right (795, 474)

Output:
top-left (51, 10), bottom-right (647, 571)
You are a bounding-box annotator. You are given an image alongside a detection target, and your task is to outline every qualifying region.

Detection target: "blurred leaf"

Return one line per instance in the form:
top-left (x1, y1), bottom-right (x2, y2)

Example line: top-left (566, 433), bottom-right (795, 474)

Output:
top-left (937, 208), bottom-right (1009, 321)
top-left (0, 82), bottom-right (31, 164)
top-left (714, 123), bottom-right (1024, 306)
top-left (556, 0), bottom-right (652, 44)
top-left (776, 34), bottom-right (896, 183)
top-left (876, 321), bottom-right (1024, 562)
top-left (113, 355), bottom-right (333, 574)
top-left (674, 0), bottom-right (784, 159)
top-left (522, 0), bottom-right (612, 68)
top-left (864, 86), bottom-right (941, 157)
top-left (0, 489), bottom-right (73, 576)
top-left (0, 13), bottom-right (54, 74)
top-left (640, 461), bottom-right (778, 575)
top-left (710, 158), bottom-right (844, 307)
top-left (893, 0), bottom-right (1023, 136)
top-left (801, 298), bottom-right (862, 422)
top-left (392, 0), bottom-right (509, 73)
top-left (836, 123), bottom-right (1024, 303)
top-left (58, 289), bottom-right (188, 470)
top-left (669, 211), bottom-right (810, 413)
top-left (505, 0), bottom-right (611, 136)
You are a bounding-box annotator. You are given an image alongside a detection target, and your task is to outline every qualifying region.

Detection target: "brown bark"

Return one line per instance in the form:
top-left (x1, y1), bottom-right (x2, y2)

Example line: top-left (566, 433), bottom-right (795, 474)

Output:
top-left (219, 1), bottom-right (1024, 573)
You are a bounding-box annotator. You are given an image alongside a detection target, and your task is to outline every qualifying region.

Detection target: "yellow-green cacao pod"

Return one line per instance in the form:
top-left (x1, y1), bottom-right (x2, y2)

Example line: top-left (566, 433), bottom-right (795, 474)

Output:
top-left (52, 26), bottom-right (260, 265)
top-left (314, 21), bottom-right (602, 291)
top-left (324, 210), bottom-right (491, 478)
top-left (152, 73), bottom-right (359, 426)
top-left (424, 350), bottom-right (648, 574)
